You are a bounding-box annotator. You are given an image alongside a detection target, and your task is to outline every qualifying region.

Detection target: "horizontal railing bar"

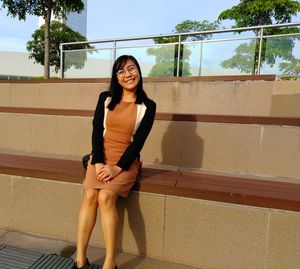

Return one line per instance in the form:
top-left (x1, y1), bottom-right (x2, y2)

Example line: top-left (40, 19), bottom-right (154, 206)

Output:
top-left (60, 22), bottom-right (300, 47)
top-left (63, 36), bottom-right (260, 53)
top-left (182, 36), bottom-right (258, 45)
top-left (63, 41), bottom-right (180, 53)
top-left (63, 31), bottom-right (300, 53)
top-left (62, 29), bottom-right (300, 54)
top-left (263, 32), bottom-right (300, 38)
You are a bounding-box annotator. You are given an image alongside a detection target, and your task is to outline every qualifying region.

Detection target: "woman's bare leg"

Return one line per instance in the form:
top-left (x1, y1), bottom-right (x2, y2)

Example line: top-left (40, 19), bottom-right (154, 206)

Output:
top-left (98, 189), bottom-right (119, 269)
top-left (76, 189), bottom-right (99, 267)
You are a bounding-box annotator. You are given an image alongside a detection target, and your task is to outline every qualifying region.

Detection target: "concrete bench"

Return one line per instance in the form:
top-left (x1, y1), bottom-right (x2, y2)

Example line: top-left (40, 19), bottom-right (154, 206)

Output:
top-left (1, 153), bottom-right (299, 212)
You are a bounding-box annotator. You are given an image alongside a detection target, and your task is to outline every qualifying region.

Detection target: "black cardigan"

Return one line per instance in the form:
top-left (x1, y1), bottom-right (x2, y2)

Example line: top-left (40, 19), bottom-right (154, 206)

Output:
top-left (91, 91), bottom-right (156, 170)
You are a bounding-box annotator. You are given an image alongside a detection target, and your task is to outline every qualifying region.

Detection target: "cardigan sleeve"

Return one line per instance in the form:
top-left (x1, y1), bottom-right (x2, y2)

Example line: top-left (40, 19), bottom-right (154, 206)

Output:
top-left (91, 91), bottom-right (109, 164)
top-left (116, 99), bottom-right (156, 170)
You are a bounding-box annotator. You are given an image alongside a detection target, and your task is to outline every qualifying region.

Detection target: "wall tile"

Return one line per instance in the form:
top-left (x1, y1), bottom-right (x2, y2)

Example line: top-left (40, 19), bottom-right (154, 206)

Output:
top-left (117, 192), bottom-right (165, 258)
top-left (164, 196), bottom-right (269, 269)
top-left (0, 83), bottom-right (10, 106)
top-left (0, 113), bottom-right (31, 151)
top-left (266, 211), bottom-right (300, 269)
top-left (12, 176), bottom-right (81, 242)
top-left (254, 125), bottom-right (300, 179)
top-left (0, 175), bottom-right (12, 228)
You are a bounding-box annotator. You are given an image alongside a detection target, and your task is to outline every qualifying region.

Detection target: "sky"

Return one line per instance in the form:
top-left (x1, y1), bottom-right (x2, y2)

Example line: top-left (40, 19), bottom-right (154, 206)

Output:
top-left (0, 0), bottom-right (247, 52)
top-left (0, 0), bottom-right (299, 52)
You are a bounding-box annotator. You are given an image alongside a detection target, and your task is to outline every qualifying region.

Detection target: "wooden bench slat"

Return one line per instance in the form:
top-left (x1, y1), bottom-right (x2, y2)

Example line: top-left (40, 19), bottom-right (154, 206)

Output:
top-left (0, 153), bottom-right (299, 212)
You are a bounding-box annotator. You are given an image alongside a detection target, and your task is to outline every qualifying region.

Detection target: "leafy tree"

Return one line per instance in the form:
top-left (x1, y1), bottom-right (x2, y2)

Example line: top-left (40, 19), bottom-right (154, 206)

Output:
top-left (279, 57), bottom-right (300, 77)
top-left (26, 21), bottom-right (92, 73)
top-left (147, 45), bottom-right (191, 76)
top-left (1, 0), bottom-right (84, 79)
top-left (221, 41), bottom-right (256, 73)
top-left (218, 0), bottom-right (300, 27)
top-left (154, 20), bottom-right (220, 43)
top-left (218, 0), bottom-right (300, 74)
top-left (147, 20), bottom-right (219, 77)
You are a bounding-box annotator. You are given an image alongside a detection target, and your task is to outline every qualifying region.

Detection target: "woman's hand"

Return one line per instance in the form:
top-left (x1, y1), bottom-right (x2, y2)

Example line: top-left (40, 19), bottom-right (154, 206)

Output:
top-left (96, 164), bottom-right (122, 183)
top-left (95, 163), bottom-right (104, 177)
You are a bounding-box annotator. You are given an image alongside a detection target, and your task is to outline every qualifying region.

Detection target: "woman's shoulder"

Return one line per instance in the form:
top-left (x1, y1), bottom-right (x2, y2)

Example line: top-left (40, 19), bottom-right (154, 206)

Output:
top-left (98, 91), bottom-right (111, 103)
top-left (142, 97), bottom-right (156, 115)
top-left (143, 96), bottom-right (156, 108)
top-left (99, 90), bottom-right (111, 98)
top-left (146, 99), bottom-right (156, 111)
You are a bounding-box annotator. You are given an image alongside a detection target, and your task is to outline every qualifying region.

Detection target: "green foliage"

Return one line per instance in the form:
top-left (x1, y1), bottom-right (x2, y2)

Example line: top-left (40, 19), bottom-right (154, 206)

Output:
top-left (279, 57), bottom-right (300, 76)
top-left (221, 33), bottom-right (299, 74)
top-left (218, 0), bottom-right (300, 27)
top-left (147, 45), bottom-right (191, 77)
top-left (26, 21), bottom-right (92, 72)
top-left (1, 0), bottom-right (84, 20)
top-left (1, 0), bottom-right (85, 78)
top-left (218, 0), bottom-right (300, 74)
top-left (148, 20), bottom-right (219, 77)
top-left (153, 20), bottom-right (220, 44)
top-left (221, 41), bottom-right (256, 73)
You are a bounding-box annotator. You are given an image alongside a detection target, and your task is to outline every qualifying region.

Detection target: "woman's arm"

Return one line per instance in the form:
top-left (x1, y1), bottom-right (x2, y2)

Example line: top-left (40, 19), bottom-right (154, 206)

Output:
top-left (117, 100), bottom-right (156, 170)
top-left (91, 91), bottom-right (110, 164)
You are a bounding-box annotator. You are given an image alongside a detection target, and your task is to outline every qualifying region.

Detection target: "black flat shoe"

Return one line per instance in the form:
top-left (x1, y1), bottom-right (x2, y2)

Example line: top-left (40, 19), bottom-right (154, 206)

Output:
top-left (72, 258), bottom-right (90, 269)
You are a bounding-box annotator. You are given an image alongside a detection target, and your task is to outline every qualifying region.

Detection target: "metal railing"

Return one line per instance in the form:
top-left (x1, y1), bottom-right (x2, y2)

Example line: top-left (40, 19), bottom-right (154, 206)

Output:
top-left (60, 22), bottom-right (300, 79)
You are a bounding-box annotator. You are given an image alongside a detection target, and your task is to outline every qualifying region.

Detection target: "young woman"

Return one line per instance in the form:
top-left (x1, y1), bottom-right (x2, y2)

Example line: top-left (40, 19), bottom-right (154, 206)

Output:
top-left (73, 55), bottom-right (156, 269)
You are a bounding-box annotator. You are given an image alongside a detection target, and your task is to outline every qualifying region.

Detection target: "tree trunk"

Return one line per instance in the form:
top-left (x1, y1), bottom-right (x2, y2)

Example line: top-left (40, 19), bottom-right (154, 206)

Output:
top-left (44, 7), bottom-right (51, 79)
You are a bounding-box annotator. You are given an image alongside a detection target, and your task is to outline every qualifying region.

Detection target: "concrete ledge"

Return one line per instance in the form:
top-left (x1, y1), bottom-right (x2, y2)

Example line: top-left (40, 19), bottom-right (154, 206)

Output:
top-left (1, 106), bottom-right (299, 126)
top-left (0, 74), bottom-right (276, 84)
top-left (1, 153), bottom-right (299, 212)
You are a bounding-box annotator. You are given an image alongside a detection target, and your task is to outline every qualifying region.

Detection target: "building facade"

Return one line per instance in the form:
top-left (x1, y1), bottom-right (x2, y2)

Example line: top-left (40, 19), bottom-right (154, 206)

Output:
top-left (38, 0), bottom-right (87, 37)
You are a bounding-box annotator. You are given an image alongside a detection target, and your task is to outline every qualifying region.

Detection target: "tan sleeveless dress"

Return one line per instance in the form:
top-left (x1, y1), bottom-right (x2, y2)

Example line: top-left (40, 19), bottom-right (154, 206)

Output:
top-left (83, 101), bottom-right (140, 198)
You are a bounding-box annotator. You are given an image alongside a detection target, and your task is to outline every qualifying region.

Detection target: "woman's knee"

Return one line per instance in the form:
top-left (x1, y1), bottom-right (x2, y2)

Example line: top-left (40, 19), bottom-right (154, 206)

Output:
top-left (83, 189), bottom-right (99, 206)
top-left (98, 190), bottom-right (118, 209)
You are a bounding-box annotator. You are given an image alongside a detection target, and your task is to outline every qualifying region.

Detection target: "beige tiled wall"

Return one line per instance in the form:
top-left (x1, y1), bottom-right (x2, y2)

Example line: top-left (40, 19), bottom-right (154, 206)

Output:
top-left (271, 81), bottom-right (300, 117)
top-left (1, 174), bottom-right (300, 268)
top-left (0, 175), bottom-right (12, 228)
top-left (0, 114), bottom-right (32, 152)
top-left (145, 80), bottom-right (274, 115)
top-left (164, 197), bottom-right (269, 269)
top-left (271, 94), bottom-right (300, 117)
top-left (266, 211), bottom-right (300, 269)
top-left (141, 120), bottom-right (300, 179)
top-left (1, 80), bottom-right (299, 116)
top-left (253, 125), bottom-right (300, 179)
top-left (11, 176), bottom-right (81, 242)
top-left (116, 192), bottom-right (165, 258)
top-left (0, 113), bottom-right (92, 159)
top-left (1, 112), bottom-right (299, 179)
top-left (0, 83), bottom-right (10, 106)
top-left (10, 83), bottom-right (105, 110)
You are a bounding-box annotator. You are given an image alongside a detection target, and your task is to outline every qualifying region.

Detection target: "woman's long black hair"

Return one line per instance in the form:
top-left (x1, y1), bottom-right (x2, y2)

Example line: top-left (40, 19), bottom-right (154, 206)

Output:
top-left (107, 55), bottom-right (148, 110)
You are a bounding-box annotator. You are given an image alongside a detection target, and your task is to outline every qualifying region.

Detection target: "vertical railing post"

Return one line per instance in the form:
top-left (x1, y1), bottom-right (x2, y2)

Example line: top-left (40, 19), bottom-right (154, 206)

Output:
top-left (60, 43), bottom-right (64, 79)
top-left (176, 35), bottom-right (182, 77)
top-left (257, 27), bottom-right (264, 75)
top-left (198, 42), bottom-right (203, 76)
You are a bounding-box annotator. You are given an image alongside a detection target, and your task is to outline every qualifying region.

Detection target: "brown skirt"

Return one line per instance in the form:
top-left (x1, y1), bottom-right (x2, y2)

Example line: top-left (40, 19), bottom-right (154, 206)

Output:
top-left (82, 156), bottom-right (140, 198)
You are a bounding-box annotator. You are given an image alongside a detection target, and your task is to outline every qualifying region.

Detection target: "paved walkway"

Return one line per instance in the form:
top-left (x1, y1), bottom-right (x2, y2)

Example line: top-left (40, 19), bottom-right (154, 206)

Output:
top-left (0, 230), bottom-right (200, 269)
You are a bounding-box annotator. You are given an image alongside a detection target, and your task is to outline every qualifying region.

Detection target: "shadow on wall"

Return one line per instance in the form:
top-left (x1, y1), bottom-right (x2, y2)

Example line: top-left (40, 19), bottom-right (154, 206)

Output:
top-left (161, 117), bottom-right (204, 168)
top-left (117, 194), bottom-right (146, 267)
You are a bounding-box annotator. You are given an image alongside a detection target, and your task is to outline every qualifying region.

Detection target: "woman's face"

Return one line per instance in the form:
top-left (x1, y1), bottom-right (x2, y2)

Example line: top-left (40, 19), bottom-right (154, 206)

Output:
top-left (116, 59), bottom-right (140, 92)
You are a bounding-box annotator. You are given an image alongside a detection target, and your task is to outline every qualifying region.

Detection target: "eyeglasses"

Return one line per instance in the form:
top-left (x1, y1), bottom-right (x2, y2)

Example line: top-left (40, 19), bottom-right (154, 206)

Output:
top-left (116, 65), bottom-right (138, 77)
